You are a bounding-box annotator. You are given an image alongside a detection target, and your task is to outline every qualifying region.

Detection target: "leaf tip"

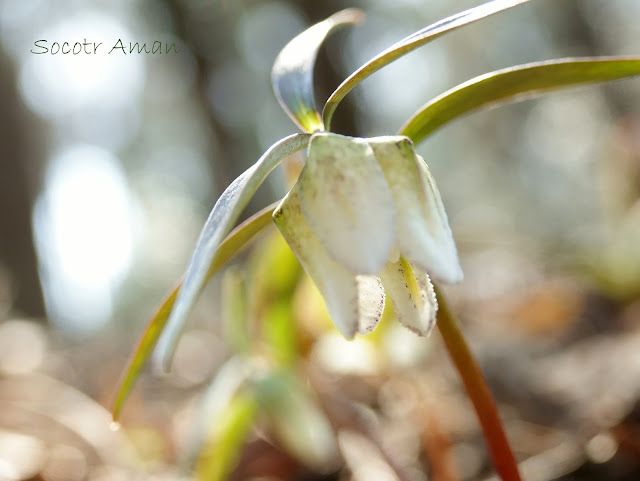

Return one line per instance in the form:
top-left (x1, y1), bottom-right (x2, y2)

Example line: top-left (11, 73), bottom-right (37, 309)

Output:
top-left (152, 334), bottom-right (176, 375)
top-left (330, 8), bottom-right (365, 27)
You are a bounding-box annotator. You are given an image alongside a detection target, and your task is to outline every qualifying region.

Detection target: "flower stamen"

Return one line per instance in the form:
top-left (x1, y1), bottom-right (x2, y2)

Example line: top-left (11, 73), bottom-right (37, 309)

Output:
top-left (400, 257), bottom-right (422, 311)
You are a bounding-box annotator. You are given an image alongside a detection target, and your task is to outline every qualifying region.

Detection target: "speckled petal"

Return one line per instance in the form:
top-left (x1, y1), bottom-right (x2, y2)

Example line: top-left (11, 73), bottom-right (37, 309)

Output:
top-left (368, 136), bottom-right (463, 283)
top-left (274, 188), bottom-right (384, 339)
top-left (379, 258), bottom-right (437, 336)
top-left (297, 132), bottom-right (396, 275)
top-left (356, 275), bottom-right (385, 335)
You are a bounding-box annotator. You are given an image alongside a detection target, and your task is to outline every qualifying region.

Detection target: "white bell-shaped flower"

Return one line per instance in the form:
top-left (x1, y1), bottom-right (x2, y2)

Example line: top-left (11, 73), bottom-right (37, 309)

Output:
top-left (273, 132), bottom-right (462, 338)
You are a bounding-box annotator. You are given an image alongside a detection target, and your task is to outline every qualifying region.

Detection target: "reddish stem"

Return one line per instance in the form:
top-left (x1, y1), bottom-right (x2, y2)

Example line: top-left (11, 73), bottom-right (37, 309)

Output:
top-left (435, 285), bottom-right (522, 481)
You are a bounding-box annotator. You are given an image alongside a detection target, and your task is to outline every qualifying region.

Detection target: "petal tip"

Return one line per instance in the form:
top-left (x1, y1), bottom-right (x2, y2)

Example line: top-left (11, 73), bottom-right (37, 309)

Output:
top-left (334, 321), bottom-right (358, 340)
top-left (434, 257), bottom-right (464, 284)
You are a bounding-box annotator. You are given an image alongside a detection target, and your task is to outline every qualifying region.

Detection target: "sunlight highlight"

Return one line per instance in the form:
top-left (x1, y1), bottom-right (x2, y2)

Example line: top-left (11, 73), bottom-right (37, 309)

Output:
top-left (33, 144), bottom-right (138, 336)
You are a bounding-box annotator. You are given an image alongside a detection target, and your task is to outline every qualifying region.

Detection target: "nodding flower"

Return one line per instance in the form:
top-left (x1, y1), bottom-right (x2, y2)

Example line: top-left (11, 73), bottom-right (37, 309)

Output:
top-left (273, 132), bottom-right (462, 338)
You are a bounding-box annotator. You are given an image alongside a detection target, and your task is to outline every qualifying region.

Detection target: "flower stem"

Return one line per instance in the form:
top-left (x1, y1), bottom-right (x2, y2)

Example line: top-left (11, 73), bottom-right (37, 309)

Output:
top-left (434, 285), bottom-right (522, 481)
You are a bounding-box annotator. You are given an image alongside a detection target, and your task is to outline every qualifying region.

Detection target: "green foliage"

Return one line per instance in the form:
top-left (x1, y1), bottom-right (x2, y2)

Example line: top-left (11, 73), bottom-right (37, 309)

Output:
top-left (401, 57), bottom-right (640, 144)
top-left (194, 392), bottom-right (258, 481)
top-left (221, 267), bottom-right (251, 354)
top-left (250, 233), bottom-right (302, 365)
top-left (322, 0), bottom-right (534, 129)
top-left (252, 371), bottom-right (337, 470)
top-left (112, 203), bottom-right (278, 421)
top-left (272, 8), bottom-right (364, 132)
top-left (153, 134), bottom-right (310, 371)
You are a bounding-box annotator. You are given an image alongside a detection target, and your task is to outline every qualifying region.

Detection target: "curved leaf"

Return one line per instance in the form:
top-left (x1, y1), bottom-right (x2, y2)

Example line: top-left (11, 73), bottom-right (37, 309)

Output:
top-left (272, 8), bottom-right (364, 133)
top-left (194, 393), bottom-right (258, 481)
top-left (112, 203), bottom-right (279, 421)
top-left (153, 133), bottom-right (310, 372)
top-left (400, 57), bottom-right (640, 144)
top-left (252, 371), bottom-right (338, 469)
top-left (322, 0), bottom-right (532, 130)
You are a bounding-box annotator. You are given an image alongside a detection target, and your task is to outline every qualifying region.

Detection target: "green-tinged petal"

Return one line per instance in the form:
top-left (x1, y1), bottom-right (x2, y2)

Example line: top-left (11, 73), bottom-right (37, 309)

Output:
top-left (274, 189), bottom-right (358, 338)
top-left (379, 257), bottom-right (438, 336)
top-left (368, 137), bottom-right (463, 283)
top-left (298, 132), bottom-right (395, 275)
top-left (322, 0), bottom-right (532, 129)
top-left (154, 134), bottom-right (310, 372)
top-left (112, 204), bottom-right (278, 421)
top-left (272, 8), bottom-right (364, 133)
top-left (274, 190), bottom-right (384, 339)
top-left (414, 154), bottom-right (463, 282)
top-left (400, 57), bottom-right (640, 145)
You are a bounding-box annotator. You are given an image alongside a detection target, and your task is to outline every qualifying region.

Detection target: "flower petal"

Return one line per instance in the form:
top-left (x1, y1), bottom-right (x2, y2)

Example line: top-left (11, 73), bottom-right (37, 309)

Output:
top-left (368, 137), bottom-right (463, 283)
top-left (356, 275), bottom-right (385, 335)
top-left (379, 258), bottom-right (437, 336)
top-left (274, 189), bottom-right (384, 339)
top-left (297, 132), bottom-right (396, 275)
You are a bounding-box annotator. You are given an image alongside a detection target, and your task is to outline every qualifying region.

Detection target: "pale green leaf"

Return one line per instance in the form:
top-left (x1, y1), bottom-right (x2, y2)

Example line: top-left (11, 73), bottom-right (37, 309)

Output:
top-left (400, 57), bottom-right (640, 145)
top-left (253, 372), bottom-right (338, 470)
top-left (221, 267), bottom-right (250, 354)
top-left (322, 0), bottom-right (533, 129)
top-left (194, 393), bottom-right (258, 481)
top-left (263, 301), bottom-right (298, 366)
top-left (272, 8), bottom-right (364, 133)
top-left (112, 203), bottom-right (278, 421)
top-left (154, 134), bottom-right (310, 372)
top-left (252, 234), bottom-right (303, 365)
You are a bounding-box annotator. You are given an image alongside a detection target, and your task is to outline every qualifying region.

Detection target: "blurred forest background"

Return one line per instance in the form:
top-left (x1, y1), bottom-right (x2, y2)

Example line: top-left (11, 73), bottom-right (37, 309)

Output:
top-left (1, 0), bottom-right (640, 480)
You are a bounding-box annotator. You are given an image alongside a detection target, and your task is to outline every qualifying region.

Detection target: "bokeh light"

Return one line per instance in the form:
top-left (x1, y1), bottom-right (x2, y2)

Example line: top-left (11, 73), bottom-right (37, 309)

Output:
top-left (33, 144), bottom-right (138, 335)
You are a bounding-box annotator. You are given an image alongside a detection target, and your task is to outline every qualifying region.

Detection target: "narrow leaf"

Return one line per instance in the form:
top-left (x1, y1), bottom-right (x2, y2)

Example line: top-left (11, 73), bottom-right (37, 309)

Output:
top-left (194, 393), bottom-right (258, 481)
top-left (221, 267), bottom-right (250, 354)
top-left (253, 372), bottom-right (338, 470)
top-left (322, 0), bottom-right (533, 129)
top-left (154, 134), bottom-right (310, 372)
top-left (272, 8), bottom-right (364, 133)
top-left (112, 203), bottom-right (279, 421)
top-left (400, 57), bottom-right (640, 145)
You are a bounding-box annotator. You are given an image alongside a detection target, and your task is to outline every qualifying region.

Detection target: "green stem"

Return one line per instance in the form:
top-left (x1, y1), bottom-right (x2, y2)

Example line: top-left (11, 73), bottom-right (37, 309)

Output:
top-left (434, 285), bottom-right (522, 481)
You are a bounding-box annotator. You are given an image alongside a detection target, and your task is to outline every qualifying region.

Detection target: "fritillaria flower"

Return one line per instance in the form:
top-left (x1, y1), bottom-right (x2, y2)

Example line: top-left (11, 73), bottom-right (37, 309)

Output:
top-left (149, 0), bottom-right (635, 366)
top-left (273, 132), bottom-right (462, 338)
